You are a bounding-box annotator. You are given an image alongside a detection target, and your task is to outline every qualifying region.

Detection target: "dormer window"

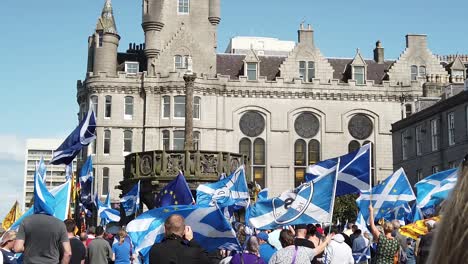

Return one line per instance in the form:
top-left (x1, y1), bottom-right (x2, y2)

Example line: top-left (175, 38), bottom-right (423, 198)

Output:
top-left (175, 55), bottom-right (188, 69)
top-left (354, 66), bottom-right (365, 85)
top-left (178, 0), bottom-right (189, 14)
top-left (246, 63), bottom-right (258, 81)
top-left (452, 70), bottom-right (465, 78)
top-left (299, 61), bottom-right (315, 82)
top-left (125, 62), bottom-right (139, 74)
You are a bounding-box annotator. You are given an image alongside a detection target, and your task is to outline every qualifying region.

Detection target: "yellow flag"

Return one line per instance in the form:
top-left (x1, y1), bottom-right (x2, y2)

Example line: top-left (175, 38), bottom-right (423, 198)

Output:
top-left (2, 201), bottom-right (21, 230)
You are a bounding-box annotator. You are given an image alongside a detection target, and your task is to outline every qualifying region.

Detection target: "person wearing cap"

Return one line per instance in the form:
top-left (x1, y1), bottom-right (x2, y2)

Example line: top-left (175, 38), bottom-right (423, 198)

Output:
top-left (1, 231), bottom-right (18, 264)
top-left (257, 232), bottom-right (276, 263)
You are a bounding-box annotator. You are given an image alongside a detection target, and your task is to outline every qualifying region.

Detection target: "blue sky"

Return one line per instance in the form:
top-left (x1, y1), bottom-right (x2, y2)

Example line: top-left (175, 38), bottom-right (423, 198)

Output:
top-left (0, 0), bottom-right (467, 219)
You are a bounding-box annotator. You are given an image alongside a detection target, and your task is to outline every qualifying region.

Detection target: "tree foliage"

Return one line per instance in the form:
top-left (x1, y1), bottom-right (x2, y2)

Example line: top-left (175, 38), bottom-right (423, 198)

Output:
top-left (332, 194), bottom-right (359, 224)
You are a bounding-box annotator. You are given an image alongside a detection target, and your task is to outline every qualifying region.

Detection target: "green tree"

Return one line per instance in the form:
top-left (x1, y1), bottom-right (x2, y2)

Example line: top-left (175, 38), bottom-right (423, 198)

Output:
top-left (332, 194), bottom-right (358, 224)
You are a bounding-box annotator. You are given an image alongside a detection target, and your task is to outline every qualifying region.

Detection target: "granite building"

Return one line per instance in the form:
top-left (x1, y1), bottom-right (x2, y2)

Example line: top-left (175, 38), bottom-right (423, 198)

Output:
top-left (76, 0), bottom-right (467, 201)
top-left (392, 84), bottom-right (468, 185)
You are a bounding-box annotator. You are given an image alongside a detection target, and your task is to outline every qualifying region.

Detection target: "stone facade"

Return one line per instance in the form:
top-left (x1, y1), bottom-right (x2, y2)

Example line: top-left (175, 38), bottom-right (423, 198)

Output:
top-left (392, 89), bottom-right (468, 186)
top-left (76, 0), bottom-right (467, 201)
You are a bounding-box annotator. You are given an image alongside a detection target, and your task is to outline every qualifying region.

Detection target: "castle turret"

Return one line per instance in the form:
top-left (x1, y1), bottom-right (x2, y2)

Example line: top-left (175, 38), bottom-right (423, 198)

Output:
top-left (142, 0), bottom-right (165, 75)
top-left (208, 0), bottom-right (221, 25)
top-left (90, 0), bottom-right (120, 76)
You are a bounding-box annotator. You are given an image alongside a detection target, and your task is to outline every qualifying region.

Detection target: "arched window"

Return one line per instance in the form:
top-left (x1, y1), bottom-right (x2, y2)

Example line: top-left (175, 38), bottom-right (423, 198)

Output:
top-left (123, 130), bottom-right (133, 153)
top-left (294, 139), bottom-right (306, 166)
top-left (239, 138), bottom-right (252, 160)
top-left (104, 130), bottom-right (111, 154)
top-left (194, 96), bottom-right (201, 119)
top-left (124, 96), bottom-right (134, 119)
top-left (162, 130), bottom-right (170, 150)
top-left (308, 140), bottom-right (320, 165)
top-left (193, 131), bottom-right (200, 150)
top-left (91, 95), bottom-right (98, 117)
top-left (162, 96), bottom-right (170, 118)
top-left (102, 167), bottom-right (109, 195)
top-left (253, 138), bottom-right (266, 188)
top-left (348, 140), bottom-right (361, 153)
top-left (419, 66), bottom-right (426, 78)
top-left (105, 95), bottom-right (112, 118)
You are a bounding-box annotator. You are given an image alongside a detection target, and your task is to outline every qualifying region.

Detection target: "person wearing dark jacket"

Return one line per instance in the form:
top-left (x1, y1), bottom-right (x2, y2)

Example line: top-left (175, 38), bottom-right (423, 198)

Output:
top-left (149, 214), bottom-right (210, 264)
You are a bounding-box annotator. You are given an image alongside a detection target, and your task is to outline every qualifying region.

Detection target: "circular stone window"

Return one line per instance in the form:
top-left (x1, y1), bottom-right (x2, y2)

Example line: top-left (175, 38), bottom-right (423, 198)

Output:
top-left (240, 111), bottom-right (265, 137)
top-left (294, 113), bottom-right (320, 138)
top-left (348, 114), bottom-right (373, 140)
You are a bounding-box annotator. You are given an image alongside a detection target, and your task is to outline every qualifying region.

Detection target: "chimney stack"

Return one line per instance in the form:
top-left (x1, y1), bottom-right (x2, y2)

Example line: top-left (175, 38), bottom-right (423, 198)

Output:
top-left (373, 40), bottom-right (384, 64)
top-left (298, 23), bottom-right (314, 47)
top-left (406, 34), bottom-right (427, 49)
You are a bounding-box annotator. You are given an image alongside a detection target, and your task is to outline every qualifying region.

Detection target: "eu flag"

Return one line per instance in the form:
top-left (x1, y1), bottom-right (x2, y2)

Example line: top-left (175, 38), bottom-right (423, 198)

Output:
top-left (155, 172), bottom-right (194, 207)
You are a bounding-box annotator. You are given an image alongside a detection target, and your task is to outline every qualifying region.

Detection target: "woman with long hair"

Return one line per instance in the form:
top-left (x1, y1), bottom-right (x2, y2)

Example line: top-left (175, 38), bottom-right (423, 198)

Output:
top-left (230, 236), bottom-right (266, 264)
top-left (428, 159), bottom-right (468, 263)
top-left (112, 229), bottom-right (133, 264)
top-left (368, 205), bottom-right (399, 264)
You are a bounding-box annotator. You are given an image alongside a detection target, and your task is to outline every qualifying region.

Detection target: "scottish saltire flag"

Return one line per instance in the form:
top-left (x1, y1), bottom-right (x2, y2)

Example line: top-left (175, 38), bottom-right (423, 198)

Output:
top-left (409, 203), bottom-right (424, 223)
top-left (248, 161), bottom-right (337, 230)
top-left (10, 180), bottom-right (71, 230)
top-left (34, 166), bottom-right (56, 216)
top-left (155, 172), bottom-right (194, 207)
top-left (353, 245), bottom-right (371, 263)
top-left (126, 205), bottom-right (239, 262)
top-left (382, 202), bottom-right (412, 224)
top-left (121, 181), bottom-right (140, 216)
top-left (257, 188), bottom-right (268, 201)
top-left (79, 156), bottom-right (94, 207)
top-left (197, 165), bottom-right (249, 208)
top-left (36, 157), bottom-right (47, 182)
top-left (96, 194), bottom-right (121, 225)
top-left (51, 107), bottom-right (96, 165)
top-left (357, 168), bottom-right (416, 222)
top-left (306, 144), bottom-right (371, 196)
top-left (415, 169), bottom-right (458, 211)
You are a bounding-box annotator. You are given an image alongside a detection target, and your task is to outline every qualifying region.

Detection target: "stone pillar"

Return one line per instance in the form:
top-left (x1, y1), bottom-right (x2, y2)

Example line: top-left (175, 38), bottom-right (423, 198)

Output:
top-left (184, 73), bottom-right (197, 151)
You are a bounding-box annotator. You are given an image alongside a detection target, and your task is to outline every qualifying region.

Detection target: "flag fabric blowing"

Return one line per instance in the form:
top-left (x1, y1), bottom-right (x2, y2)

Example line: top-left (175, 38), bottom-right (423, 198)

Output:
top-left (155, 171), bottom-right (194, 207)
top-left (306, 144), bottom-right (371, 196)
top-left (121, 181), bottom-right (141, 216)
top-left (96, 194), bottom-right (121, 225)
top-left (248, 161), bottom-right (338, 230)
top-left (415, 168), bottom-right (458, 211)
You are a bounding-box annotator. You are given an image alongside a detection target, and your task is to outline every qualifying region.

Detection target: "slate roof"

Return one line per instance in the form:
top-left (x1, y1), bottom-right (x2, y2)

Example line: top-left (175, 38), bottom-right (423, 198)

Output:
top-left (216, 54), bottom-right (395, 84)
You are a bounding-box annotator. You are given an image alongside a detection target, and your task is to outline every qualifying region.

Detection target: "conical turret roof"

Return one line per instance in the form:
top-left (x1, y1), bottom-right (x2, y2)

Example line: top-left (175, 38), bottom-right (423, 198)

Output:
top-left (96, 0), bottom-right (118, 34)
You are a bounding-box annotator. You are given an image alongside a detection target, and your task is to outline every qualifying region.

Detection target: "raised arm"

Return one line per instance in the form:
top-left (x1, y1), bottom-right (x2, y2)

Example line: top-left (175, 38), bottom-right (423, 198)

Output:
top-left (313, 234), bottom-right (333, 256)
top-left (368, 204), bottom-right (380, 241)
top-left (61, 241), bottom-right (72, 264)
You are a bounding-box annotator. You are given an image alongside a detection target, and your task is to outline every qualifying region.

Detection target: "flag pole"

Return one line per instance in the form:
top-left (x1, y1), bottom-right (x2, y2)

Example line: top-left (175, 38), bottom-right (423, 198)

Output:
top-left (328, 157), bottom-right (340, 233)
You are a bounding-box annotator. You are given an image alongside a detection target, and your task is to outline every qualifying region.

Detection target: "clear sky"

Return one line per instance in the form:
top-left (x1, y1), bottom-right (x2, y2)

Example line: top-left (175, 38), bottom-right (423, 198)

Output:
top-left (0, 0), bottom-right (467, 219)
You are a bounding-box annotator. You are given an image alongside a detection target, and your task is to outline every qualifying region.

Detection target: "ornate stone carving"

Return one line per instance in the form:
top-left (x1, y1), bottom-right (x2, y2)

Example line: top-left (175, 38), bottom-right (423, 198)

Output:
top-left (348, 114), bottom-right (373, 140)
top-left (140, 155), bottom-right (153, 176)
top-left (294, 112), bottom-right (320, 138)
top-left (167, 154), bottom-right (184, 175)
top-left (240, 111), bottom-right (265, 137)
top-left (201, 154), bottom-right (218, 174)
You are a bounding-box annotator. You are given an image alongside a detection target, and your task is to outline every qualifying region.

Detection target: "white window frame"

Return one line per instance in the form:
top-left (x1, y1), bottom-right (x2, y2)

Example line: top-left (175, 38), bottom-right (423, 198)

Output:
top-left (448, 112), bottom-right (455, 146)
top-left (104, 95), bottom-right (112, 119)
top-left (173, 130), bottom-right (185, 151)
top-left (162, 130), bottom-right (170, 150)
top-left (174, 55), bottom-right (188, 69)
top-left (162, 96), bottom-right (171, 119)
top-left (194, 96), bottom-right (201, 120)
top-left (246, 62), bottom-right (258, 81)
top-left (102, 167), bottom-right (109, 196)
top-left (411, 65), bottom-right (418, 81)
top-left (103, 130), bottom-right (111, 155)
top-left (125, 62), bottom-right (139, 75)
top-left (90, 95), bottom-right (98, 118)
top-left (419, 66), bottom-right (426, 78)
top-left (123, 130), bottom-right (133, 154)
top-left (193, 131), bottom-right (201, 150)
top-left (177, 0), bottom-right (190, 14)
top-left (354, 66), bottom-right (366, 85)
top-left (416, 125), bottom-right (423, 156)
top-left (124, 96), bottom-right (134, 120)
top-left (402, 130), bottom-right (409, 160)
top-left (174, 96), bottom-right (185, 119)
top-left (431, 119), bottom-right (440, 151)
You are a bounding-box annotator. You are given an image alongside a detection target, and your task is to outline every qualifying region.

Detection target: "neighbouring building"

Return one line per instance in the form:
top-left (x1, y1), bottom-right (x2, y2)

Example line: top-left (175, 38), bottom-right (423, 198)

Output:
top-left (392, 82), bottom-right (468, 185)
top-left (76, 0), bottom-right (467, 203)
top-left (23, 139), bottom-right (77, 211)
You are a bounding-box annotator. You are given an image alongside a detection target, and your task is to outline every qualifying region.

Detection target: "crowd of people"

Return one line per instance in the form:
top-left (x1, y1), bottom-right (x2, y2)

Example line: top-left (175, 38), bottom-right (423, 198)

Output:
top-left (1, 160), bottom-right (466, 263)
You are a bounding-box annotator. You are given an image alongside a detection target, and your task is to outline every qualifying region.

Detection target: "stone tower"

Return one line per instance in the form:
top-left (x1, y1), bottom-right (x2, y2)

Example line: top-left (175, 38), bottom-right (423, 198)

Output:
top-left (142, 0), bottom-right (220, 76)
top-left (87, 0), bottom-right (120, 76)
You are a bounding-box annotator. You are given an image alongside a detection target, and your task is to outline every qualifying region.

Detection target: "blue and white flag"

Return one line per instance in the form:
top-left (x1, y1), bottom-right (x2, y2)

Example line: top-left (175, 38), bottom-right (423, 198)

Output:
top-left (80, 156), bottom-right (94, 207)
top-left (357, 168), bottom-right (416, 222)
top-left (155, 172), bottom-right (194, 208)
top-left (34, 166), bottom-right (56, 216)
top-left (257, 188), bottom-right (268, 202)
top-left (11, 180), bottom-right (71, 230)
top-left (36, 157), bottom-right (47, 182)
top-left (65, 163), bottom-right (73, 181)
top-left (248, 161), bottom-right (338, 230)
top-left (51, 107), bottom-right (96, 165)
top-left (126, 205), bottom-right (239, 263)
top-left (383, 202), bottom-right (412, 224)
top-left (415, 168), bottom-right (458, 211)
top-left (96, 194), bottom-right (121, 225)
top-left (306, 144), bottom-right (371, 196)
top-left (121, 181), bottom-right (140, 216)
top-left (196, 165), bottom-right (249, 208)
top-left (353, 245), bottom-right (371, 263)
